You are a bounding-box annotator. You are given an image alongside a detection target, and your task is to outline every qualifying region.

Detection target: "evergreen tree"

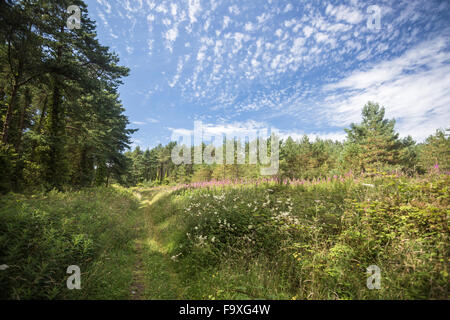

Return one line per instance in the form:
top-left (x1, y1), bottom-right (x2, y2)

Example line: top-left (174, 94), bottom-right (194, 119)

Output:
top-left (418, 129), bottom-right (450, 172)
top-left (344, 102), bottom-right (409, 172)
top-left (0, 1), bottom-right (133, 192)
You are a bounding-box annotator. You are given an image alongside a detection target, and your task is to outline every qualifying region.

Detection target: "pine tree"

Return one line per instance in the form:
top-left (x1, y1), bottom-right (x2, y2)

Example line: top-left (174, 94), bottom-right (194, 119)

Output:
top-left (0, 1), bottom-right (133, 192)
top-left (344, 102), bottom-right (407, 172)
top-left (418, 129), bottom-right (450, 172)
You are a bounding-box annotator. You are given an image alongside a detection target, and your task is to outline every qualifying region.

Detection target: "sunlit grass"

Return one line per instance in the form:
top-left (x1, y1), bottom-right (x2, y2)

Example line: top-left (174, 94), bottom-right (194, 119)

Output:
top-left (141, 172), bottom-right (448, 300)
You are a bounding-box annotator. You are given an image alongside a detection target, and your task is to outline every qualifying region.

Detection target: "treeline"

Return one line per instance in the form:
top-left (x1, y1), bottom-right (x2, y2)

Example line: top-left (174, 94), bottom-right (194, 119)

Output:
top-left (1, 2), bottom-right (448, 194)
top-left (125, 102), bottom-right (449, 186)
top-left (0, 0), bottom-right (134, 193)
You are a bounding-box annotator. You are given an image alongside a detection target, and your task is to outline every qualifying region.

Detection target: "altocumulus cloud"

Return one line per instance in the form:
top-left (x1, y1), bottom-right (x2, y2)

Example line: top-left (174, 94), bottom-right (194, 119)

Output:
top-left (87, 0), bottom-right (450, 147)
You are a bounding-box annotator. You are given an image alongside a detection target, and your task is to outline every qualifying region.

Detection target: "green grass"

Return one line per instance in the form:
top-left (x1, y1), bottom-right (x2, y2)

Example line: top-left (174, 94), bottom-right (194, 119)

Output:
top-left (1, 174), bottom-right (448, 300)
top-left (0, 186), bottom-right (141, 299)
top-left (136, 173), bottom-right (449, 300)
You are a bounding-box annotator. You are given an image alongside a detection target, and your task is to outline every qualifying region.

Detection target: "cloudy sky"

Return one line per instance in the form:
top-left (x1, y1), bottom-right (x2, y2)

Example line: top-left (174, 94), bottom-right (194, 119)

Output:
top-left (85, 0), bottom-right (450, 148)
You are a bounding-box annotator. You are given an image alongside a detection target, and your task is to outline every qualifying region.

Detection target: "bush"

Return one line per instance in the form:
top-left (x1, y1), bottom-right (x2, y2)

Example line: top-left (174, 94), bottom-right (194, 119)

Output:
top-left (165, 174), bottom-right (448, 299)
top-left (0, 186), bottom-right (140, 299)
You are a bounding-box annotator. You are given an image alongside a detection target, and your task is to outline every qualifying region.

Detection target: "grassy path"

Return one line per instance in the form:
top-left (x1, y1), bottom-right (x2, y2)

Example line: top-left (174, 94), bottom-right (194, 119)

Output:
top-left (130, 224), bottom-right (145, 300)
top-left (130, 188), bottom-right (183, 300)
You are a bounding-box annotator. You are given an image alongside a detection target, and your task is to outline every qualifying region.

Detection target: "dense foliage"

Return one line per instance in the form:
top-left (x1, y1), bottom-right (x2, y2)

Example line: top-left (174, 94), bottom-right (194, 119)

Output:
top-left (0, 0), bottom-right (134, 193)
top-left (125, 102), bottom-right (449, 186)
top-left (145, 172), bottom-right (448, 299)
top-left (0, 186), bottom-right (140, 299)
top-left (0, 1), bottom-right (448, 301)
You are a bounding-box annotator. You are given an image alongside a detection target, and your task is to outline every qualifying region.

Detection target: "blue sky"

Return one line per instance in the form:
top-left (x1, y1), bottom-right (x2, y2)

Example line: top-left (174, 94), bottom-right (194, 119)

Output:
top-left (85, 0), bottom-right (450, 149)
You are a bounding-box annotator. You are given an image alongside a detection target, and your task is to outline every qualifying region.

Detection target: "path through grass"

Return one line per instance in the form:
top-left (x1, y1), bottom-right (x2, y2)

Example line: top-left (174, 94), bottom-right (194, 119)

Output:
top-left (131, 188), bottom-right (184, 299)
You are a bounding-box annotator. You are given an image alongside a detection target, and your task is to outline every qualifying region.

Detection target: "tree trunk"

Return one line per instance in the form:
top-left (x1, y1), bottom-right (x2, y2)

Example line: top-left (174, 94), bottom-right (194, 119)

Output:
top-left (15, 88), bottom-right (31, 153)
top-left (30, 94), bottom-right (48, 163)
top-left (1, 84), bottom-right (18, 144)
top-left (36, 94), bottom-right (48, 134)
top-left (46, 25), bottom-right (67, 190)
top-left (106, 168), bottom-right (110, 187)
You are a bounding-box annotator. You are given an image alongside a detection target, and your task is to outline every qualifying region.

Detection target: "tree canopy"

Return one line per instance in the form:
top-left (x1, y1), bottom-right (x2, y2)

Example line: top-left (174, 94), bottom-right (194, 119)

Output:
top-left (0, 0), bottom-right (134, 192)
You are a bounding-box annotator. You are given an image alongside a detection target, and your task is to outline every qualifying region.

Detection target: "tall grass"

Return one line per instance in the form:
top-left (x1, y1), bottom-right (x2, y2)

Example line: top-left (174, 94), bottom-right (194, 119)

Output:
top-left (149, 173), bottom-right (449, 299)
top-left (1, 173), bottom-right (447, 299)
top-left (0, 186), bottom-right (140, 299)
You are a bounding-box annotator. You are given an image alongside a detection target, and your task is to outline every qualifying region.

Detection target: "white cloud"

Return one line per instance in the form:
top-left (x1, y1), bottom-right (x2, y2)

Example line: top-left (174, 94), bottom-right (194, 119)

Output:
top-left (96, 0), bottom-right (111, 14)
top-left (170, 3), bottom-right (177, 16)
top-left (165, 25), bottom-right (179, 43)
top-left (146, 0), bottom-right (156, 10)
top-left (291, 37), bottom-right (305, 55)
top-left (197, 44), bottom-right (207, 61)
top-left (169, 127), bottom-right (193, 137)
top-left (315, 32), bottom-right (328, 43)
top-left (126, 46), bottom-right (134, 54)
top-left (284, 4), bottom-right (293, 13)
top-left (170, 120), bottom-right (271, 145)
top-left (303, 26), bottom-right (314, 38)
top-left (324, 38), bottom-right (450, 141)
top-left (170, 121), bottom-right (347, 146)
top-left (155, 3), bottom-right (168, 14)
top-left (188, 0), bottom-right (202, 24)
top-left (251, 59), bottom-right (260, 68)
top-left (169, 58), bottom-right (184, 87)
top-left (168, 74), bottom-right (180, 87)
top-left (280, 130), bottom-right (347, 142)
top-left (231, 32), bottom-right (249, 54)
top-left (147, 39), bottom-right (154, 56)
top-left (326, 4), bottom-right (363, 24)
top-left (223, 16), bottom-right (231, 29)
top-left (244, 22), bottom-right (254, 32)
top-left (204, 19), bottom-right (211, 31)
top-left (228, 5), bottom-right (240, 15)
top-left (284, 18), bottom-right (297, 28)
top-left (124, 0), bottom-right (143, 13)
top-left (271, 54), bottom-right (282, 69)
top-left (256, 13), bottom-right (271, 24)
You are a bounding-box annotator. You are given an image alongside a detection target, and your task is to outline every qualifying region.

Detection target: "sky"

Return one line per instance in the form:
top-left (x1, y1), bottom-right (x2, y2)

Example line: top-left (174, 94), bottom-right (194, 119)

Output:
top-left (85, 0), bottom-right (450, 149)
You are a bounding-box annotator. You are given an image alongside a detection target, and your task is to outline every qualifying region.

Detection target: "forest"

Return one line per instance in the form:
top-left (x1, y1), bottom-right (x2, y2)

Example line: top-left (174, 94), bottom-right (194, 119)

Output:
top-left (0, 0), bottom-right (448, 301)
top-left (0, 1), bottom-right (448, 193)
top-left (123, 106), bottom-right (449, 188)
top-left (0, 0), bottom-right (133, 194)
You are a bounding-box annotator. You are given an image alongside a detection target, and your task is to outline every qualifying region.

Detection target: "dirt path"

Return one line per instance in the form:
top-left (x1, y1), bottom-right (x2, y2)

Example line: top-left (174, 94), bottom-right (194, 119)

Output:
top-left (130, 190), bottom-right (146, 299)
top-left (130, 240), bottom-right (145, 299)
top-left (129, 188), bottom-right (182, 300)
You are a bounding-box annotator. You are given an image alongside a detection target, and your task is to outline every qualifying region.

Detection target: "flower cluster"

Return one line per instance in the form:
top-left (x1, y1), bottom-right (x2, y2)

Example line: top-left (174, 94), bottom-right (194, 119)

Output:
top-left (172, 174), bottom-right (354, 192)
